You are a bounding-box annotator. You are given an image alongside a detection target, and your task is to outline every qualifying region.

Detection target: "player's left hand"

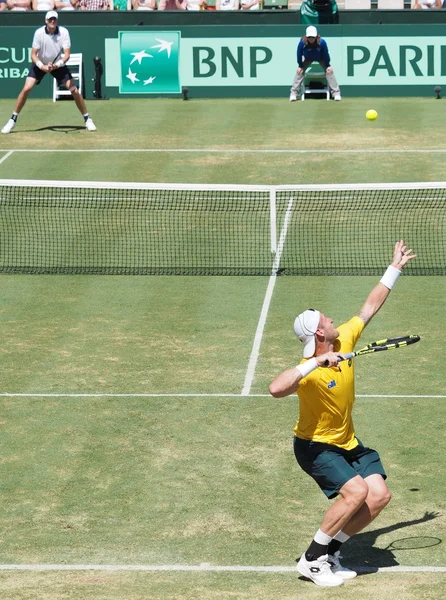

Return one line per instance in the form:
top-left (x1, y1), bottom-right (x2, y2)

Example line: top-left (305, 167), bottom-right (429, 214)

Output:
top-left (391, 240), bottom-right (416, 270)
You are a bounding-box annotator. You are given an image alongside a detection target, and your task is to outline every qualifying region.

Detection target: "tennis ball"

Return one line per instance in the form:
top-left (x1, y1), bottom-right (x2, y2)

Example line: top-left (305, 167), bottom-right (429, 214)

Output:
top-left (366, 109), bottom-right (378, 121)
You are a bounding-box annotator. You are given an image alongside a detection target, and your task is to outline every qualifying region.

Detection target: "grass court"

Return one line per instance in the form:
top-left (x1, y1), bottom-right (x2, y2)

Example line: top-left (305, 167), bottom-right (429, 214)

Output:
top-left (0, 97), bottom-right (445, 599)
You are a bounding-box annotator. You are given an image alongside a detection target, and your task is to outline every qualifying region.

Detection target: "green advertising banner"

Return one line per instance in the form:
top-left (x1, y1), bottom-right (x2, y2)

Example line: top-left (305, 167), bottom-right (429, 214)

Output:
top-left (0, 24), bottom-right (445, 98)
top-left (104, 27), bottom-right (446, 95)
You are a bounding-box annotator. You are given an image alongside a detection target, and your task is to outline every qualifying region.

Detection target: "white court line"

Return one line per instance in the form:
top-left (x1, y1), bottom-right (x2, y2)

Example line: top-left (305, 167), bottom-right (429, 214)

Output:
top-left (2, 148), bottom-right (446, 154)
top-left (0, 150), bottom-right (14, 165)
top-left (0, 393), bottom-right (444, 399)
top-left (241, 195), bottom-right (295, 396)
top-left (0, 563), bottom-right (444, 573)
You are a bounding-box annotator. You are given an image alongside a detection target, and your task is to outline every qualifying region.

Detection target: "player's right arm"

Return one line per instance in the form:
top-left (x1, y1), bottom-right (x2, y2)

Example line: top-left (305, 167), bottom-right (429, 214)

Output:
top-left (269, 352), bottom-right (342, 398)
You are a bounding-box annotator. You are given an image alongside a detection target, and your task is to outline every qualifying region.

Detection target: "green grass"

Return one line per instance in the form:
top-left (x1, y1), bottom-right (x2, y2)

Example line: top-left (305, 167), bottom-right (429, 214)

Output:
top-left (1, 393), bottom-right (445, 566)
top-left (0, 97), bottom-right (445, 599)
top-left (1, 97), bottom-right (446, 184)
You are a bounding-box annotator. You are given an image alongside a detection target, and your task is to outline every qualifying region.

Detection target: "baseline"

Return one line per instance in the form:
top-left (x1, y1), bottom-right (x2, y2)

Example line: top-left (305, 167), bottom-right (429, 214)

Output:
top-left (2, 148), bottom-right (446, 155)
top-left (0, 563), bottom-right (444, 573)
top-left (0, 393), bottom-right (444, 399)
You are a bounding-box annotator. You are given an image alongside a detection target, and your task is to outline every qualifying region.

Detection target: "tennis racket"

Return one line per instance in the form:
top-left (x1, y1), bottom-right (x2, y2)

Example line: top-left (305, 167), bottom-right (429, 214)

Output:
top-left (48, 49), bottom-right (63, 71)
top-left (325, 334), bottom-right (420, 365)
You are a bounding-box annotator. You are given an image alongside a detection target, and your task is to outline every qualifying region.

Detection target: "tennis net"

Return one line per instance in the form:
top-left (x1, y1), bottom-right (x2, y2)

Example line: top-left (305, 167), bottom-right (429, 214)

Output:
top-left (0, 179), bottom-right (444, 276)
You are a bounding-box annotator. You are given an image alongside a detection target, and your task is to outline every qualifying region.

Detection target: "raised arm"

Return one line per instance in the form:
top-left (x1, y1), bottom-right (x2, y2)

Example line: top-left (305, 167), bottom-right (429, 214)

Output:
top-left (358, 240), bottom-right (416, 327)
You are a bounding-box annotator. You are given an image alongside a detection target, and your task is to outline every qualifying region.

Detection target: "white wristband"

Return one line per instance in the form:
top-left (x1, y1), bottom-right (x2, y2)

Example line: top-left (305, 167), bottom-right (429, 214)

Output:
top-left (55, 59), bottom-right (64, 68)
top-left (296, 357), bottom-right (318, 379)
top-left (380, 265), bottom-right (401, 290)
top-left (36, 61), bottom-right (44, 69)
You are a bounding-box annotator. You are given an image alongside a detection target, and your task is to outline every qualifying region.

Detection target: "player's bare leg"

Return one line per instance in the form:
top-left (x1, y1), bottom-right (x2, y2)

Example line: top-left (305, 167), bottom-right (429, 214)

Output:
top-left (14, 77), bottom-right (37, 114)
top-left (2, 77), bottom-right (37, 133)
top-left (319, 475), bottom-right (369, 536)
top-left (67, 79), bottom-right (96, 131)
top-left (297, 476), bottom-right (369, 587)
top-left (318, 475), bottom-right (391, 581)
top-left (338, 474), bottom-right (392, 537)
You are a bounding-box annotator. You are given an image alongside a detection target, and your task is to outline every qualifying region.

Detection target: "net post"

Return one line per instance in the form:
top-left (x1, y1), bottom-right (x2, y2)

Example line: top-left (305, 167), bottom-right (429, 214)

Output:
top-left (270, 188), bottom-right (277, 254)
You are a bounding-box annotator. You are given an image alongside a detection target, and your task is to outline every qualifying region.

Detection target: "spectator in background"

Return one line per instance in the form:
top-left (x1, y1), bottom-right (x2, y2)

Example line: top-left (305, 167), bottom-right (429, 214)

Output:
top-left (55, 0), bottom-right (78, 9)
top-left (77, 0), bottom-right (112, 8)
top-left (412, 0), bottom-right (441, 7)
top-left (6, 0), bottom-right (31, 9)
top-left (0, 0), bottom-right (8, 9)
top-left (32, 0), bottom-right (55, 10)
top-left (290, 25), bottom-right (341, 102)
top-left (241, 0), bottom-right (261, 8)
top-left (132, 0), bottom-right (155, 8)
top-left (113, 0), bottom-right (128, 8)
top-left (175, 0), bottom-right (207, 9)
top-left (158, 0), bottom-right (177, 8)
top-left (216, 0), bottom-right (239, 8)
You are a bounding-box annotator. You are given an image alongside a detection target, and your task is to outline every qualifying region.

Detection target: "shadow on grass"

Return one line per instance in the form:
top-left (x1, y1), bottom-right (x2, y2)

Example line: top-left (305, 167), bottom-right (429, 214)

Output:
top-left (297, 511), bottom-right (441, 584)
top-left (20, 125), bottom-right (85, 134)
top-left (342, 510), bottom-right (442, 574)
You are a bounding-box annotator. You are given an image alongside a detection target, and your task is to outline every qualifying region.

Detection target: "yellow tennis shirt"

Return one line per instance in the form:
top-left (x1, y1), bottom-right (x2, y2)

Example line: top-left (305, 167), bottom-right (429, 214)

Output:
top-left (294, 316), bottom-right (365, 450)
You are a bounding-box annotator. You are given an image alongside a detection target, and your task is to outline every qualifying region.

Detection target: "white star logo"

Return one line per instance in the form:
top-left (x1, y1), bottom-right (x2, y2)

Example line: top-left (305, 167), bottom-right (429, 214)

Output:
top-left (143, 76), bottom-right (156, 86)
top-left (130, 49), bottom-right (153, 65)
top-left (126, 68), bottom-right (139, 84)
top-left (151, 39), bottom-right (174, 59)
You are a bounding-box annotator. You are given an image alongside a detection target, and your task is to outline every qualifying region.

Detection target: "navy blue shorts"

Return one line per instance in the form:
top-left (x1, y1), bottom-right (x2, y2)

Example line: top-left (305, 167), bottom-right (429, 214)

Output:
top-left (293, 436), bottom-right (387, 499)
top-left (28, 64), bottom-right (73, 87)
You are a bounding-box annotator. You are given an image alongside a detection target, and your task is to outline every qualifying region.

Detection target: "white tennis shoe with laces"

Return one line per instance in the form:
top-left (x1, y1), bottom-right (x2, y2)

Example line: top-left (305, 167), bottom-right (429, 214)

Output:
top-left (1, 119), bottom-right (16, 134)
top-left (296, 553), bottom-right (344, 587)
top-left (328, 551), bottom-right (357, 579)
top-left (85, 118), bottom-right (97, 131)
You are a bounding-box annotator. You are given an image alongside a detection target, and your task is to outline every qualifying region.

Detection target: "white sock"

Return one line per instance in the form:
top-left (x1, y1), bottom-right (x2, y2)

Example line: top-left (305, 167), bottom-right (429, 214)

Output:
top-left (314, 528), bottom-right (333, 545)
top-left (334, 530), bottom-right (350, 543)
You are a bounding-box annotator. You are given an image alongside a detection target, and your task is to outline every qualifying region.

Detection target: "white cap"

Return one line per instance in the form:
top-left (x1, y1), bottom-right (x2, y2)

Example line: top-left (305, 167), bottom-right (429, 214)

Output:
top-left (294, 309), bottom-right (320, 358)
top-left (45, 10), bottom-right (58, 19)
top-left (306, 26), bottom-right (318, 37)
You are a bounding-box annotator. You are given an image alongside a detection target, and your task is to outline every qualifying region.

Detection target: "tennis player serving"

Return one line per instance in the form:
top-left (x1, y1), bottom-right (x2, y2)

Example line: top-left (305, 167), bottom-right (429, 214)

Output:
top-left (269, 240), bottom-right (416, 587)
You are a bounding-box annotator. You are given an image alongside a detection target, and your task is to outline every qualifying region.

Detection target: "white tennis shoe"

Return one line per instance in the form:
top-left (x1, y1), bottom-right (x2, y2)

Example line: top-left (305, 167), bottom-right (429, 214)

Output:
top-left (297, 553), bottom-right (344, 587)
top-left (334, 94), bottom-right (342, 101)
top-left (289, 92), bottom-right (297, 102)
top-left (1, 119), bottom-right (16, 134)
top-left (85, 118), bottom-right (97, 131)
top-left (328, 552), bottom-right (357, 580)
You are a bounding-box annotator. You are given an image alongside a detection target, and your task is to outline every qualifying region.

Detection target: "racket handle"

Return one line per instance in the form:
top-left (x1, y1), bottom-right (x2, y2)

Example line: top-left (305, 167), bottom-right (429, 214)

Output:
top-left (323, 352), bottom-right (355, 367)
